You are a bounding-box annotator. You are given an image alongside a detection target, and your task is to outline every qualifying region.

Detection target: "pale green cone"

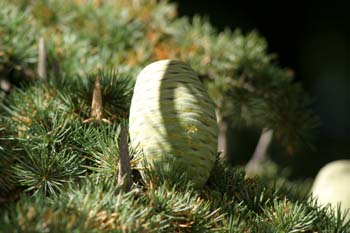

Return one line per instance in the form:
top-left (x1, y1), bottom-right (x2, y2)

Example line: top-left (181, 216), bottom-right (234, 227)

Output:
top-left (311, 160), bottom-right (350, 220)
top-left (129, 60), bottom-right (218, 187)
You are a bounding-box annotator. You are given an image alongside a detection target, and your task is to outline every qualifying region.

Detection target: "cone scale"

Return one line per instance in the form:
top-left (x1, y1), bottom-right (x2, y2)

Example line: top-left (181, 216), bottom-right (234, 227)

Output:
top-left (129, 60), bottom-right (218, 187)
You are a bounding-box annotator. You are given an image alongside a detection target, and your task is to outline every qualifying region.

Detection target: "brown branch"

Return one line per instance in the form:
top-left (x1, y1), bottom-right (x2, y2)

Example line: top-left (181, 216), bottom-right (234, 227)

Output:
top-left (37, 37), bottom-right (47, 80)
top-left (118, 123), bottom-right (132, 191)
top-left (91, 75), bottom-right (103, 121)
top-left (246, 128), bottom-right (273, 174)
top-left (218, 121), bottom-right (228, 160)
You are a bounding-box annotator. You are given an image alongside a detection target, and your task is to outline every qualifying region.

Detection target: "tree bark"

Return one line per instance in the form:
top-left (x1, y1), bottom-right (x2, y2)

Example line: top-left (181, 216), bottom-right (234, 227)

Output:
top-left (37, 37), bottom-right (47, 80)
top-left (91, 75), bottom-right (103, 121)
top-left (246, 128), bottom-right (273, 173)
top-left (218, 120), bottom-right (228, 160)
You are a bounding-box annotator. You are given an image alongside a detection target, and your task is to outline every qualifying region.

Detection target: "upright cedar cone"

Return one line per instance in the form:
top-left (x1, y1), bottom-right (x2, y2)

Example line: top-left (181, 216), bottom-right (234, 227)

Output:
top-left (129, 60), bottom-right (218, 187)
top-left (311, 160), bottom-right (350, 220)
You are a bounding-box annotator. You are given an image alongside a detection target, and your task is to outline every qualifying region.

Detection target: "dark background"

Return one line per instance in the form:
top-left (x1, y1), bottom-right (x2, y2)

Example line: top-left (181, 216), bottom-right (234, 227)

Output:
top-left (172, 0), bottom-right (349, 178)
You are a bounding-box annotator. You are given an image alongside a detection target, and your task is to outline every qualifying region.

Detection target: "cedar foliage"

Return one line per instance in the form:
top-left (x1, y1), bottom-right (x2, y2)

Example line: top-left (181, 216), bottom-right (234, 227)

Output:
top-left (0, 0), bottom-right (348, 232)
